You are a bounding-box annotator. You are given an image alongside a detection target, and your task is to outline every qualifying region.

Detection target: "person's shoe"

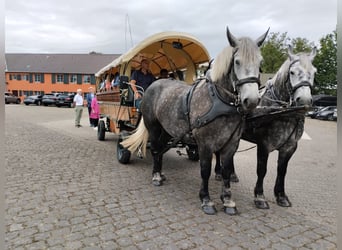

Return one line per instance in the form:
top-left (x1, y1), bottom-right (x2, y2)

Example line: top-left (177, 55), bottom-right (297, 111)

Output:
top-left (90, 124), bottom-right (94, 127)
top-left (78, 125), bottom-right (82, 127)
top-left (93, 127), bottom-right (97, 130)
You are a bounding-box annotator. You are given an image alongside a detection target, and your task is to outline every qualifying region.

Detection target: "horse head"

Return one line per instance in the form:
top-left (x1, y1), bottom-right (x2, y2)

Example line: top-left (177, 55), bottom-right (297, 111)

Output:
top-left (287, 45), bottom-right (317, 106)
top-left (226, 27), bottom-right (269, 111)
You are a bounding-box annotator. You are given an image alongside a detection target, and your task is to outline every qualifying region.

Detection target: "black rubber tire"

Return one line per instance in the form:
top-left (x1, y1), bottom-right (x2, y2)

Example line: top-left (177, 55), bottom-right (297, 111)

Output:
top-left (117, 132), bottom-right (131, 164)
top-left (97, 120), bottom-right (106, 141)
top-left (186, 145), bottom-right (199, 161)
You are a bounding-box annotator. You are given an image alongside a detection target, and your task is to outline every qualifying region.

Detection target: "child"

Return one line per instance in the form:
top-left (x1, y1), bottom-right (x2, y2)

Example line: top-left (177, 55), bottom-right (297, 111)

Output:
top-left (90, 93), bottom-right (100, 129)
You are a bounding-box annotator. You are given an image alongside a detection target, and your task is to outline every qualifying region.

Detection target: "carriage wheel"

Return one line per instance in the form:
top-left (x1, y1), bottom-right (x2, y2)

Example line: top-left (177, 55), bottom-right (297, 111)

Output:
top-left (97, 120), bottom-right (106, 141)
top-left (117, 132), bottom-right (131, 164)
top-left (186, 144), bottom-right (199, 161)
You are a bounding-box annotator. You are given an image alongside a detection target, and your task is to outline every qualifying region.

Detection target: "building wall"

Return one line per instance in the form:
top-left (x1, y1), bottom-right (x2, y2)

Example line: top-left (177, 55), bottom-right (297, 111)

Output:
top-left (5, 72), bottom-right (96, 100)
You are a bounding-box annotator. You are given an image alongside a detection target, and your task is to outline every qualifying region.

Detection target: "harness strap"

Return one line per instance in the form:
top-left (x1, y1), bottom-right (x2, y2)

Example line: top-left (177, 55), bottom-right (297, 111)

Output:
top-left (291, 80), bottom-right (312, 94)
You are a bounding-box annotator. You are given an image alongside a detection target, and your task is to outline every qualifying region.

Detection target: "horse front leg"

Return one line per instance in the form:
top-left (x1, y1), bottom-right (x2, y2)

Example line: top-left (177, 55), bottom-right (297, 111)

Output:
top-left (199, 152), bottom-right (217, 215)
top-left (274, 145), bottom-right (297, 207)
top-left (220, 152), bottom-right (238, 215)
top-left (254, 144), bottom-right (270, 209)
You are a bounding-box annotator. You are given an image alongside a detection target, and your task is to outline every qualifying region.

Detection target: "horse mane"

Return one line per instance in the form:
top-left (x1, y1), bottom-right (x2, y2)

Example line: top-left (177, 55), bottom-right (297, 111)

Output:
top-left (210, 37), bottom-right (260, 82)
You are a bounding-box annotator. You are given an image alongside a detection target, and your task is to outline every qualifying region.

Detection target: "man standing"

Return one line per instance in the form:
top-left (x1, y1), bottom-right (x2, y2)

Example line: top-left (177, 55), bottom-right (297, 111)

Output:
top-left (86, 87), bottom-right (95, 126)
top-left (73, 89), bottom-right (84, 128)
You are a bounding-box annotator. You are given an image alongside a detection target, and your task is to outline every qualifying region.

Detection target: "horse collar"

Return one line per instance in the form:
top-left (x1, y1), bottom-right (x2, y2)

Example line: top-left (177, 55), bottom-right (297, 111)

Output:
top-left (193, 81), bottom-right (241, 128)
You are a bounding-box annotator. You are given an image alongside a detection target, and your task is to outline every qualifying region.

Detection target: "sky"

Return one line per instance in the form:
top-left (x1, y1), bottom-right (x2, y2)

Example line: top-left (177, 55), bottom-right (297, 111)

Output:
top-left (5, 0), bottom-right (337, 58)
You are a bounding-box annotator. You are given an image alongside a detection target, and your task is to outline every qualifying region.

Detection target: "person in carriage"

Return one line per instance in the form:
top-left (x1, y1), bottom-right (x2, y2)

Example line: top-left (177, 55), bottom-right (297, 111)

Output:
top-left (129, 59), bottom-right (156, 109)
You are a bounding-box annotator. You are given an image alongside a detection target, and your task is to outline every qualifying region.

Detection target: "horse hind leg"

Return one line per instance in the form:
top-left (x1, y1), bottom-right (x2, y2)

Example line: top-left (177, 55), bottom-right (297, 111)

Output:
top-left (150, 126), bottom-right (171, 186)
top-left (214, 152), bottom-right (239, 182)
top-left (214, 152), bottom-right (222, 181)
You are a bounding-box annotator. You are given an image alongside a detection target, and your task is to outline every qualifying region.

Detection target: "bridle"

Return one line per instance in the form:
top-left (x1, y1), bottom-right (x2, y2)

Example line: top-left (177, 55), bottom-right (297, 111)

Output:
top-left (265, 59), bottom-right (313, 107)
top-left (229, 48), bottom-right (261, 94)
top-left (209, 48), bottom-right (261, 107)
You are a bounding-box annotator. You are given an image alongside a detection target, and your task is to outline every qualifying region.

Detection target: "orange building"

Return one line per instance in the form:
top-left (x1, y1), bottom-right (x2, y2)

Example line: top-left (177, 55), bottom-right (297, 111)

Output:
top-left (5, 53), bottom-right (120, 100)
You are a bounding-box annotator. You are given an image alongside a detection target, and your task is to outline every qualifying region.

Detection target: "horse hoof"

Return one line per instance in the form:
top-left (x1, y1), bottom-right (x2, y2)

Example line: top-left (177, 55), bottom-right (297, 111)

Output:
top-left (201, 199), bottom-right (217, 215)
top-left (224, 206), bottom-right (238, 215)
top-left (276, 196), bottom-right (292, 207)
top-left (160, 174), bottom-right (166, 182)
top-left (215, 174), bottom-right (222, 181)
top-left (254, 199), bottom-right (270, 209)
top-left (230, 173), bottom-right (239, 183)
top-left (152, 180), bottom-right (162, 186)
top-left (202, 205), bottom-right (217, 215)
top-left (152, 173), bottom-right (164, 186)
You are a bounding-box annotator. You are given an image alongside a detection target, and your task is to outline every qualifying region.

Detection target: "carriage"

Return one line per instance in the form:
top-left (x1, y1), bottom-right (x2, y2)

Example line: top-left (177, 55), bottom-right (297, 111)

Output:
top-left (94, 31), bottom-right (211, 163)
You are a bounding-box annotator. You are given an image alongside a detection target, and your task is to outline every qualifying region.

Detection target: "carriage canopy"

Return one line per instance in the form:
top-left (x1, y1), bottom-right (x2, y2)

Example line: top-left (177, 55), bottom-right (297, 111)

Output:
top-left (95, 31), bottom-right (211, 83)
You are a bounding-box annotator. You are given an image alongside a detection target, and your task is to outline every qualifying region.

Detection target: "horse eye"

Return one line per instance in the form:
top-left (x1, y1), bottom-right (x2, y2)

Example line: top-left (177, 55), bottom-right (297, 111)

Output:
top-left (290, 70), bottom-right (295, 75)
top-left (235, 59), bottom-right (240, 66)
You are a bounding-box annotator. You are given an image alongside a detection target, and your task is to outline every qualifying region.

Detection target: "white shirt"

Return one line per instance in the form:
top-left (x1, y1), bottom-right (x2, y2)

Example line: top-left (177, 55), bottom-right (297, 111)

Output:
top-left (73, 93), bottom-right (83, 106)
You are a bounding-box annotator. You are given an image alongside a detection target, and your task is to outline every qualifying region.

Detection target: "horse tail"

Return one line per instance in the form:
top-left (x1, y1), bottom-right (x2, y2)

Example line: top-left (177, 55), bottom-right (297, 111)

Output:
top-left (121, 117), bottom-right (149, 157)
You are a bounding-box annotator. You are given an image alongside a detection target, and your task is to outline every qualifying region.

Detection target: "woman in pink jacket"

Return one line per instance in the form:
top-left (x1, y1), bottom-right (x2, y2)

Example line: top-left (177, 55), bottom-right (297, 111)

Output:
top-left (90, 93), bottom-right (100, 129)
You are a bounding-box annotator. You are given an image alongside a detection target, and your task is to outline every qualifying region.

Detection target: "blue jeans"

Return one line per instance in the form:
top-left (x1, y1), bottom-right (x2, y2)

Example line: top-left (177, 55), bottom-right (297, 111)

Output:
top-left (135, 98), bottom-right (142, 110)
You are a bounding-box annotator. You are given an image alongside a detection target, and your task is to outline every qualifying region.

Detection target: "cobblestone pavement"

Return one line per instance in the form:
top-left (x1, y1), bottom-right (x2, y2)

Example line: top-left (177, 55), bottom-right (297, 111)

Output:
top-left (5, 105), bottom-right (337, 249)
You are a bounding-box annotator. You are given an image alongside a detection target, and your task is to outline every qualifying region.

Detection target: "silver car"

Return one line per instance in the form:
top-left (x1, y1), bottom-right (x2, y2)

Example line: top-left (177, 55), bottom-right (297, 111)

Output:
top-left (5, 92), bottom-right (21, 104)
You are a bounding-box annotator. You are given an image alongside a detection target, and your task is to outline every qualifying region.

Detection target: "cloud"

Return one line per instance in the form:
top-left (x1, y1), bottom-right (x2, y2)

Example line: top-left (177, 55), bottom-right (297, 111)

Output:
top-left (5, 0), bottom-right (337, 57)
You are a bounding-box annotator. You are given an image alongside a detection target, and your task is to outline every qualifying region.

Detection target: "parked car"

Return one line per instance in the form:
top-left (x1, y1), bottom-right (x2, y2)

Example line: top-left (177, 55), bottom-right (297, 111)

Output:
top-left (315, 106), bottom-right (336, 121)
top-left (56, 94), bottom-right (75, 108)
top-left (5, 92), bottom-right (21, 104)
top-left (23, 95), bottom-right (43, 106)
top-left (306, 106), bottom-right (324, 118)
top-left (333, 109), bottom-right (337, 121)
top-left (42, 93), bottom-right (60, 106)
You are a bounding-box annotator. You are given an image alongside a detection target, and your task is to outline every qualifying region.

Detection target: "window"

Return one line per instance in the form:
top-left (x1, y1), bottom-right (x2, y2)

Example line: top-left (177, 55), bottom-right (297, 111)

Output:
top-left (23, 74), bottom-right (30, 81)
top-left (70, 74), bottom-right (77, 83)
top-left (56, 74), bottom-right (64, 83)
top-left (83, 75), bottom-right (91, 84)
top-left (34, 74), bottom-right (41, 82)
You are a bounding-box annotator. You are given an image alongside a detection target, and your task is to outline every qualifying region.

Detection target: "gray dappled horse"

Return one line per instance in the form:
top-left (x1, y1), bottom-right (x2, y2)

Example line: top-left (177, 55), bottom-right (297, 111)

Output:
top-left (121, 27), bottom-right (269, 215)
top-left (215, 45), bottom-right (317, 209)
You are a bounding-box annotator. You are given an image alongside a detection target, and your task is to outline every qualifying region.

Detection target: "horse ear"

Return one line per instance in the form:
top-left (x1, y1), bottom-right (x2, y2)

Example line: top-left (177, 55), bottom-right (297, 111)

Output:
top-left (226, 27), bottom-right (238, 47)
top-left (310, 46), bottom-right (317, 61)
top-left (287, 44), bottom-right (295, 60)
top-left (255, 27), bottom-right (270, 47)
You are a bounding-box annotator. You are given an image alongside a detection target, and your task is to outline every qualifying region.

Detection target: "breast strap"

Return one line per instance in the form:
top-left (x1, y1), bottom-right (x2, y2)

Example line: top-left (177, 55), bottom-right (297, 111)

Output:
top-left (183, 79), bottom-right (239, 129)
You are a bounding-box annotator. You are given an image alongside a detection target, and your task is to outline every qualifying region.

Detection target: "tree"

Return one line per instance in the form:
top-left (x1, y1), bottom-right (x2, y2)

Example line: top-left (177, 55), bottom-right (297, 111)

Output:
top-left (291, 37), bottom-right (315, 53)
top-left (260, 32), bottom-right (289, 73)
top-left (313, 31), bottom-right (337, 96)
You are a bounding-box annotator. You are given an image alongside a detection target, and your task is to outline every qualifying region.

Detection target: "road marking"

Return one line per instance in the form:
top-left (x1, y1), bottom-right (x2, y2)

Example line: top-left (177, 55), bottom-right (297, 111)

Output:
top-left (301, 131), bottom-right (312, 140)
